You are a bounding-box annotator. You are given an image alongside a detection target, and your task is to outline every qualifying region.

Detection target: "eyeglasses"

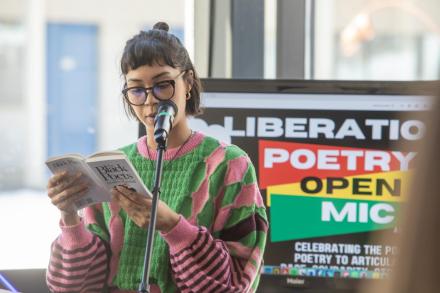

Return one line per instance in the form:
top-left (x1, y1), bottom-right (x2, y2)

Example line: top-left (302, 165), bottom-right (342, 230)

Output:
top-left (122, 71), bottom-right (186, 106)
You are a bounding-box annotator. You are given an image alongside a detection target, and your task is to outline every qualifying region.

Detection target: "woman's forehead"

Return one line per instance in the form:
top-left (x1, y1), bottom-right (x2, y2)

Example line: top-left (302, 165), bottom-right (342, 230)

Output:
top-left (126, 64), bottom-right (179, 81)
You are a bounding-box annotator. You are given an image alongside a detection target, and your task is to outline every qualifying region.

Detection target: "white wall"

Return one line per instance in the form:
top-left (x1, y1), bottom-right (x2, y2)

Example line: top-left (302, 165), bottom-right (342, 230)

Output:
top-left (0, 0), bottom-right (186, 189)
top-left (46, 0), bottom-right (186, 152)
top-left (0, 0), bottom-right (26, 20)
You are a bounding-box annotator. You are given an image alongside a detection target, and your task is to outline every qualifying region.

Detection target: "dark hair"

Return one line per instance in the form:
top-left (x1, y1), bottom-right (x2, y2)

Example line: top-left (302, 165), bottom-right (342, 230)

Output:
top-left (120, 21), bottom-right (202, 118)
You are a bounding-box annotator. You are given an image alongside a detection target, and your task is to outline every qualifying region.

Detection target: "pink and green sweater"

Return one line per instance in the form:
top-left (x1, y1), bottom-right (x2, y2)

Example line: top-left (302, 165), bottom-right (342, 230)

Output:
top-left (46, 132), bottom-right (268, 293)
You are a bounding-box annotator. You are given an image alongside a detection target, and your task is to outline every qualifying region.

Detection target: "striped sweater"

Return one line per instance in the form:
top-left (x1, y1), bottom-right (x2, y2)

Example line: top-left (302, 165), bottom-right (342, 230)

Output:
top-left (46, 132), bottom-right (268, 292)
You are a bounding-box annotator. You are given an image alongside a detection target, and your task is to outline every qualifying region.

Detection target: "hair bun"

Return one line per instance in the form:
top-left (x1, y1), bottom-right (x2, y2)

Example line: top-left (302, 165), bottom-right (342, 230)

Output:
top-left (153, 22), bottom-right (170, 32)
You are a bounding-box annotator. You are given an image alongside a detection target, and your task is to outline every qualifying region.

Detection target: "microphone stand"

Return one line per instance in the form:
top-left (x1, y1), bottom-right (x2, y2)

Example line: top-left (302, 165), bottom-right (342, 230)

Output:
top-left (138, 134), bottom-right (167, 293)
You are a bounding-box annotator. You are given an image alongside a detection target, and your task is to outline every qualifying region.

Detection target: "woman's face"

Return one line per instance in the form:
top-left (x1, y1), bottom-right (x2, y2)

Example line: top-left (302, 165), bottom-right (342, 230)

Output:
top-left (125, 64), bottom-right (190, 132)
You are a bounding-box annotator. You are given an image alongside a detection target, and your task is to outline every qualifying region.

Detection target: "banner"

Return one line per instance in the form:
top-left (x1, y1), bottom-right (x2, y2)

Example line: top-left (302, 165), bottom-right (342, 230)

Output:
top-left (190, 91), bottom-right (431, 287)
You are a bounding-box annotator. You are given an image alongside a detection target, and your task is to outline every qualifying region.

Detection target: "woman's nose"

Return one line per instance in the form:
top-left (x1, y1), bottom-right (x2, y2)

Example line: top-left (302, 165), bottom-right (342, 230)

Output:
top-left (144, 89), bottom-right (156, 105)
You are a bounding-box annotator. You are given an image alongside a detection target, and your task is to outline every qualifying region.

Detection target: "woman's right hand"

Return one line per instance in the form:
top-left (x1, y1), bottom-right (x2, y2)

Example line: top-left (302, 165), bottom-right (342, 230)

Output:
top-left (47, 171), bottom-right (89, 225)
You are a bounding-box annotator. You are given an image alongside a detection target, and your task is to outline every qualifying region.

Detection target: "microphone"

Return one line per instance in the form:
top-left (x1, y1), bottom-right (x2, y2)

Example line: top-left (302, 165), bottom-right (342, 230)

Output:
top-left (154, 100), bottom-right (178, 146)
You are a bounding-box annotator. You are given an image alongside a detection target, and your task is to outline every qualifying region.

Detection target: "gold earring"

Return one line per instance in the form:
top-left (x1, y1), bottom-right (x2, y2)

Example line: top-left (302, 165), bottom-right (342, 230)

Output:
top-left (186, 92), bottom-right (191, 100)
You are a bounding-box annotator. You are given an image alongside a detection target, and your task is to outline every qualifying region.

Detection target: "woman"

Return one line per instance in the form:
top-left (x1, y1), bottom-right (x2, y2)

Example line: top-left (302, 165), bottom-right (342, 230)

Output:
top-left (46, 22), bottom-right (268, 293)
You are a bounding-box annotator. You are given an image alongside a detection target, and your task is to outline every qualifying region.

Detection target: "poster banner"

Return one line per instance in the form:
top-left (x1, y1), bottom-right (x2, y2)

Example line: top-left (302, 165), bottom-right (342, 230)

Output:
top-left (189, 90), bottom-right (431, 287)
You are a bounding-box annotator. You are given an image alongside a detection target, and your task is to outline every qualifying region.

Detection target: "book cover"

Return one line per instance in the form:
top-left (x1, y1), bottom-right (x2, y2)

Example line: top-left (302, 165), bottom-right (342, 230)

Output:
top-left (46, 151), bottom-right (151, 210)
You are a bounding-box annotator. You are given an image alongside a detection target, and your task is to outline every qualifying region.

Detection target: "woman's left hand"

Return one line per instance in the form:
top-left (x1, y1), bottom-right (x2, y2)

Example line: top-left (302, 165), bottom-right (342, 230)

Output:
top-left (111, 185), bottom-right (180, 232)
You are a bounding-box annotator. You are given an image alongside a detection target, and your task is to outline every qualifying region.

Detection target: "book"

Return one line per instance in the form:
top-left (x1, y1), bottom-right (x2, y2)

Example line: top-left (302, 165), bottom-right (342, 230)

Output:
top-left (45, 150), bottom-right (152, 210)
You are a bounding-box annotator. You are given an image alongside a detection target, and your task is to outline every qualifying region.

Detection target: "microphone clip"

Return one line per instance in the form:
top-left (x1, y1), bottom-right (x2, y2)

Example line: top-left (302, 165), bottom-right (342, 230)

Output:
top-left (153, 100), bottom-right (178, 147)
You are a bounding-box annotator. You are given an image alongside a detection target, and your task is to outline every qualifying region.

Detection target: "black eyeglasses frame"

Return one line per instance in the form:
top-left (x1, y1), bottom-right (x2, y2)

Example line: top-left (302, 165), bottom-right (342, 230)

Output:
top-left (122, 71), bottom-right (186, 106)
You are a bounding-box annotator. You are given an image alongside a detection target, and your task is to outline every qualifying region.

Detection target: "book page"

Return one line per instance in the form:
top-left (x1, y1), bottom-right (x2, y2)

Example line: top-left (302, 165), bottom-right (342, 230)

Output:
top-left (45, 156), bottom-right (110, 210)
top-left (86, 157), bottom-right (152, 198)
top-left (45, 153), bottom-right (85, 163)
top-left (88, 150), bottom-right (125, 158)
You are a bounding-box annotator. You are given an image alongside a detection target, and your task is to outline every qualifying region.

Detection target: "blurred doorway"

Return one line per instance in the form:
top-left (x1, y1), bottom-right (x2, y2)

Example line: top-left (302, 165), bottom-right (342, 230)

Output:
top-left (46, 23), bottom-right (98, 157)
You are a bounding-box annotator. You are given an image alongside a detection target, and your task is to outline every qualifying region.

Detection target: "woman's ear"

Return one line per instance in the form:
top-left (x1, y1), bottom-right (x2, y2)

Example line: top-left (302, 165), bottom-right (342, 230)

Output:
top-left (185, 70), bottom-right (194, 93)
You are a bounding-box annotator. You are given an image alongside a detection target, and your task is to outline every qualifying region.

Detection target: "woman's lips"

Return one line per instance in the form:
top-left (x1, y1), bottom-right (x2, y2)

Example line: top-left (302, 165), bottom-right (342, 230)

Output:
top-left (145, 114), bottom-right (156, 125)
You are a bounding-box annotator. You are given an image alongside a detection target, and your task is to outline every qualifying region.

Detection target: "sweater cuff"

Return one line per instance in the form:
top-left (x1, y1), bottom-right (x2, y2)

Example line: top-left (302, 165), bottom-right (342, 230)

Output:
top-left (160, 215), bottom-right (200, 253)
top-left (58, 219), bottom-right (93, 249)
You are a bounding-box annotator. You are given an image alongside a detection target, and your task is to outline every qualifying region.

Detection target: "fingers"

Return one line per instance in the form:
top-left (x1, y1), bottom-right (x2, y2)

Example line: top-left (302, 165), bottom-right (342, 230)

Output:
top-left (112, 186), bottom-right (151, 228)
top-left (112, 187), bottom-right (146, 212)
top-left (51, 182), bottom-right (88, 206)
top-left (115, 186), bottom-right (152, 208)
top-left (47, 171), bottom-right (68, 188)
top-left (47, 171), bottom-right (89, 213)
top-left (48, 172), bottom-right (83, 198)
top-left (115, 186), bottom-right (147, 203)
top-left (112, 186), bottom-right (177, 231)
top-left (57, 187), bottom-right (89, 212)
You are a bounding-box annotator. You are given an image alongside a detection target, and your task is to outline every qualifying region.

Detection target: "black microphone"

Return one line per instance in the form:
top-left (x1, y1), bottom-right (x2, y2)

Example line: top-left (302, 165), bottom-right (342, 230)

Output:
top-left (154, 100), bottom-right (178, 146)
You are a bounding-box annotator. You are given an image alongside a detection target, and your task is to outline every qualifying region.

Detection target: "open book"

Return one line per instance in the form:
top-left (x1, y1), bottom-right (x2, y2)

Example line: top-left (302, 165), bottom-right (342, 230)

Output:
top-left (46, 150), bottom-right (152, 210)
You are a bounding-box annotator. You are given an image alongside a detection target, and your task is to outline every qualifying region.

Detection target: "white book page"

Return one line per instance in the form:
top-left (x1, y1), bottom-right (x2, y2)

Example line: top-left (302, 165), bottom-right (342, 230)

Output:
top-left (86, 158), bottom-right (152, 198)
top-left (45, 156), bottom-right (111, 210)
top-left (88, 150), bottom-right (125, 159)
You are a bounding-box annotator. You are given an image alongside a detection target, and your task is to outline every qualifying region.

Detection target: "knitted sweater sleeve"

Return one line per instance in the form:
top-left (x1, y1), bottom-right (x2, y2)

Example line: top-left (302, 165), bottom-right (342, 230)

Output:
top-left (46, 206), bottom-right (111, 293)
top-left (161, 153), bottom-right (268, 293)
